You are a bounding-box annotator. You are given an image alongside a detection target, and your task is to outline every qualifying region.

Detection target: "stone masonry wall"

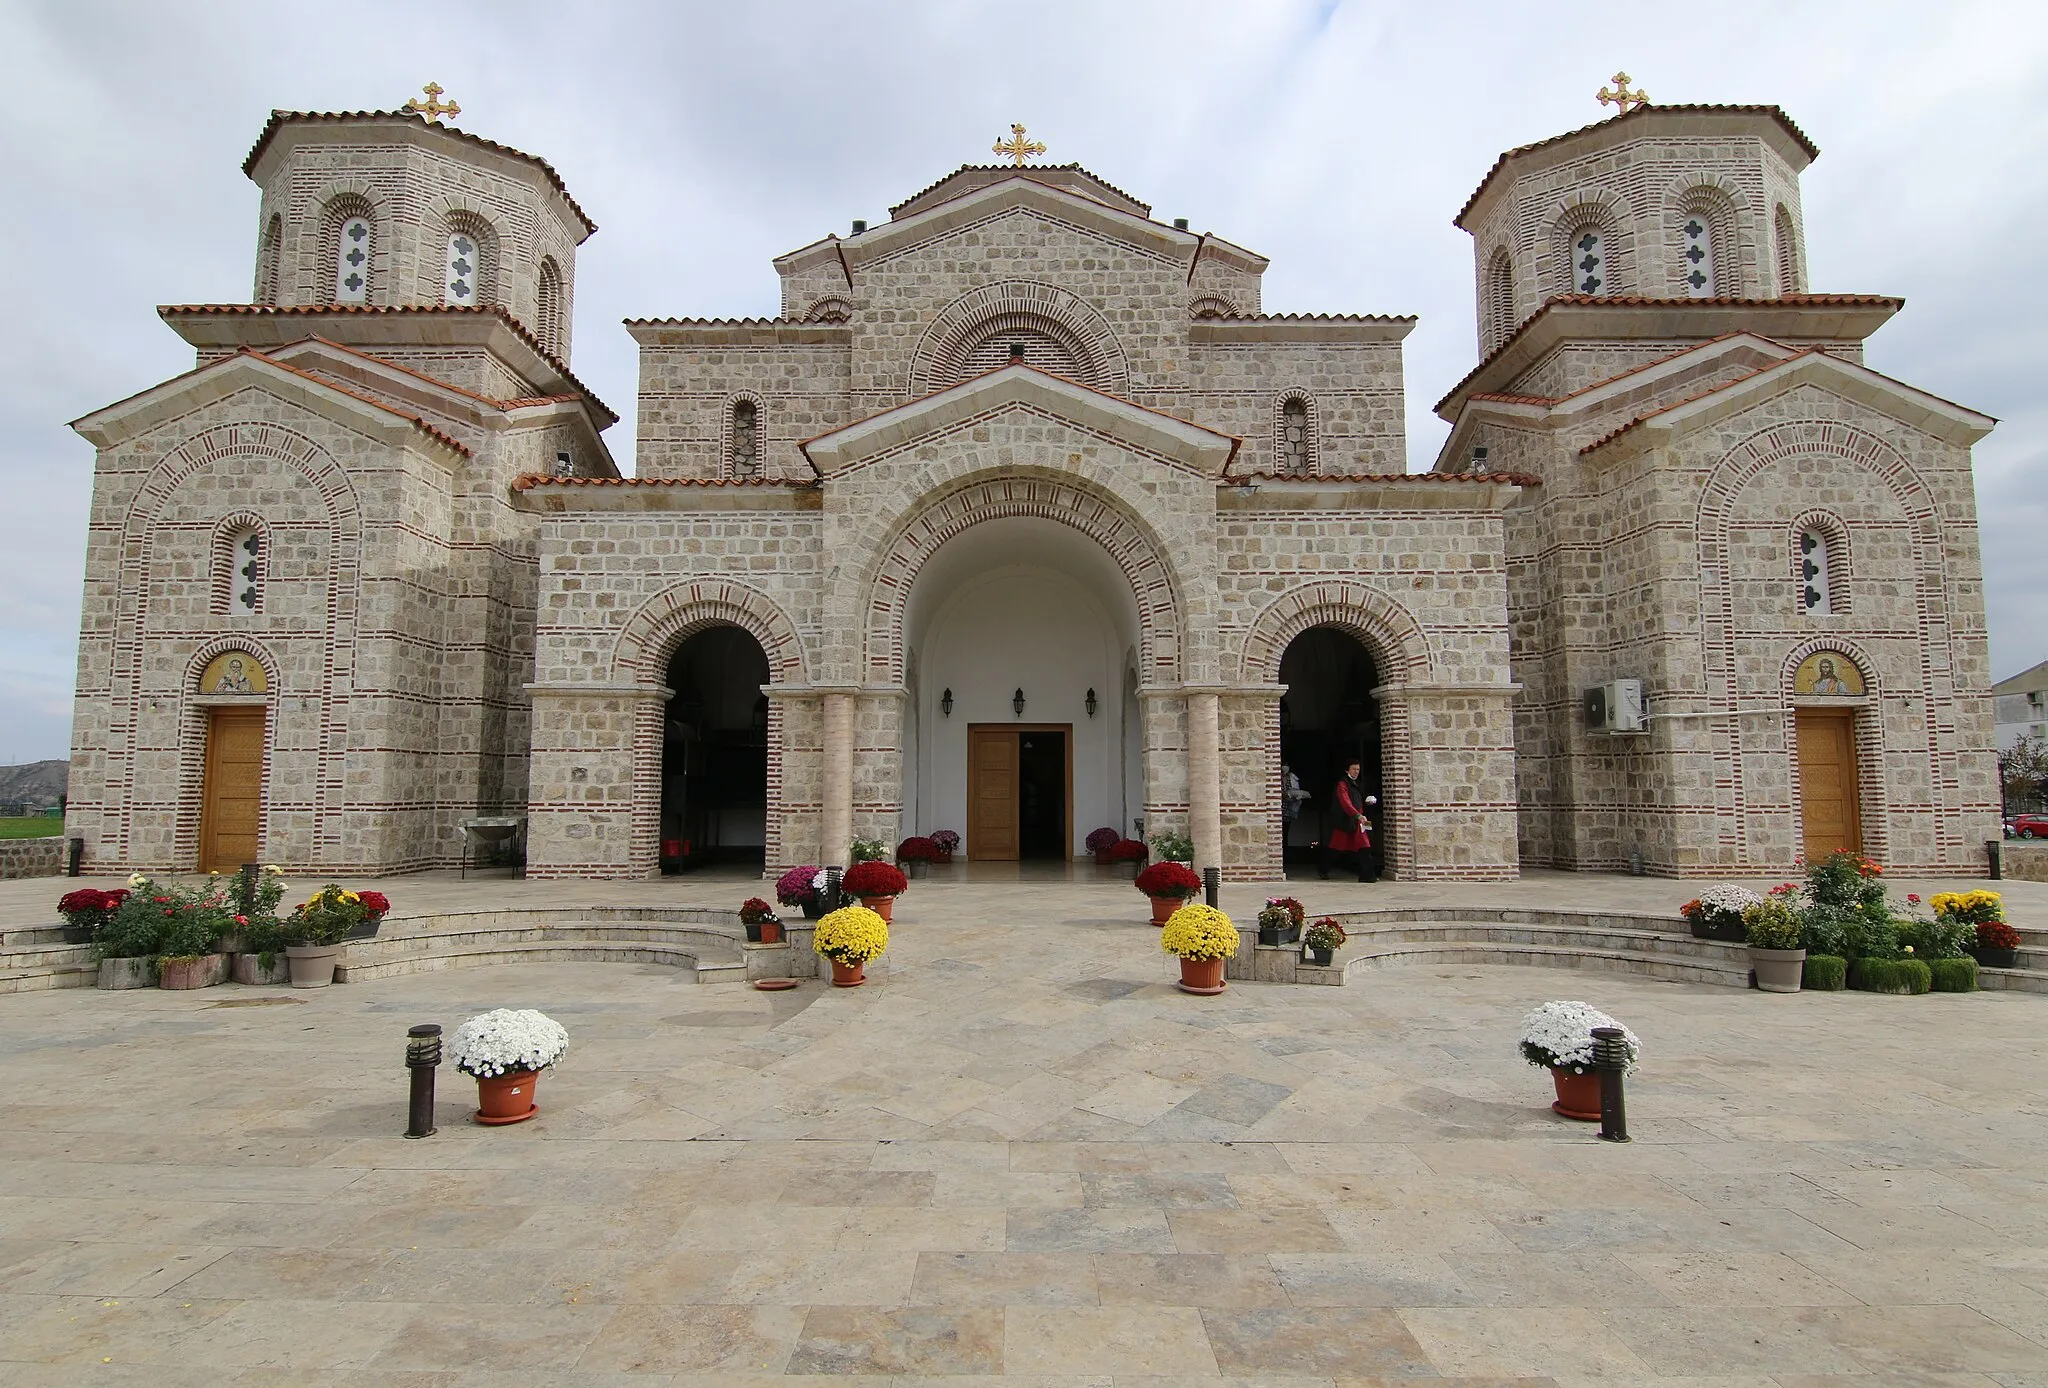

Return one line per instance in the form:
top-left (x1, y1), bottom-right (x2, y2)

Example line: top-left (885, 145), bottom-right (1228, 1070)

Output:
top-left (0, 838), bottom-right (64, 880)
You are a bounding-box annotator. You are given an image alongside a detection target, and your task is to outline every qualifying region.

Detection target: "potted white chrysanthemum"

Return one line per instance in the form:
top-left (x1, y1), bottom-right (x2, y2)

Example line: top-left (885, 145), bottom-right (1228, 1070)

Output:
top-left (1519, 1000), bottom-right (1638, 1121)
top-left (447, 1007), bottom-right (569, 1126)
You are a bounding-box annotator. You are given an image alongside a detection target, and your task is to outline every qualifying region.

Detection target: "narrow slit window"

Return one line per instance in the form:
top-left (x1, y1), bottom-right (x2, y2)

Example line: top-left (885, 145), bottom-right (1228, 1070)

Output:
top-left (731, 400), bottom-right (760, 475)
top-left (1799, 529), bottom-right (1832, 615)
top-left (444, 232), bottom-right (479, 305)
top-left (335, 217), bottom-right (371, 302)
top-left (1279, 396), bottom-right (1311, 475)
top-left (1572, 227), bottom-right (1607, 294)
top-left (1681, 214), bottom-right (1716, 296)
top-left (225, 526), bottom-right (262, 616)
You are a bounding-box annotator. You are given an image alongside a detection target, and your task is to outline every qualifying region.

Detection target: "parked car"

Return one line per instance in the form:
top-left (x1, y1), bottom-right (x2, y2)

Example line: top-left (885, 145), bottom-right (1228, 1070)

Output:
top-left (2012, 813), bottom-right (2048, 840)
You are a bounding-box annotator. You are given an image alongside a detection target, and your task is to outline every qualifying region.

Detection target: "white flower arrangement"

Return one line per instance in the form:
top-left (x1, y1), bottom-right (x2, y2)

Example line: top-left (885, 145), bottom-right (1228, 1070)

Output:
top-left (1697, 884), bottom-right (1763, 918)
top-left (1518, 1000), bottom-right (1639, 1075)
top-left (448, 1007), bottom-right (570, 1078)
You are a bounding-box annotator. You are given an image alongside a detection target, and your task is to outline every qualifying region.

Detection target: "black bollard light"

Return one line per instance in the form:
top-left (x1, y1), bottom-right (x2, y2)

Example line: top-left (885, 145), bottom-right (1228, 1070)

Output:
top-left (823, 865), bottom-right (844, 914)
top-left (404, 1024), bottom-right (442, 1139)
top-left (67, 836), bottom-right (84, 878)
top-left (1203, 866), bottom-right (1220, 909)
top-left (1591, 1025), bottom-right (1630, 1143)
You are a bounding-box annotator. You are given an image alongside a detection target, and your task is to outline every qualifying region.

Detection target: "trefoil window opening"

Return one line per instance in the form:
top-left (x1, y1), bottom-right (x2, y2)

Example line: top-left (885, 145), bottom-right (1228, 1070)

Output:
top-left (444, 232), bottom-right (478, 305)
top-left (335, 217), bottom-right (371, 302)
top-left (1572, 227), bottom-right (1607, 295)
top-left (1681, 214), bottom-right (1716, 296)
top-left (1799, 529), bottom-right (1832, 616)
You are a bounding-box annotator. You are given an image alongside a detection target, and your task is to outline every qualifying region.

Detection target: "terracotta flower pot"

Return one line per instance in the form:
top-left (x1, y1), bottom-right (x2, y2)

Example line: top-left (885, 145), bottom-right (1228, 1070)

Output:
top-left (859, 894), bottom-right (895, 923)
top-left (1750, 946), bottom-right (1806, 993)
top-left (1549, 1066), bottom-right (1601, 1121)
top-left (831, 957), bottom-right (867, 987)
top-left (1149, 894), bottom-right (1182, 926)
top-left (934, 850), bottom-right (953, 865)
top-left (1176, 955), bottom-right (1226, 995)
top-left (473, 1067), bottom-right (540, 1125)
top-left (759, 920), bottom-right (783, 944)
top-left (285, 944), bottom-right (343, 988)
top-left (159, 954), bottom-right (227, 990)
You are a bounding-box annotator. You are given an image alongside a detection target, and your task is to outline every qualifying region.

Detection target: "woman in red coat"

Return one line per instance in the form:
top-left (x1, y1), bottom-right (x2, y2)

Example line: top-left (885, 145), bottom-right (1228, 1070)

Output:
top-left (1320, 759), bottom-right (1378, 882)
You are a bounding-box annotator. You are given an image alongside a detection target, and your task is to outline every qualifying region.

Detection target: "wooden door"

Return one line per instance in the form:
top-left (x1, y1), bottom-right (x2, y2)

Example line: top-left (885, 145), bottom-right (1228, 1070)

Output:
top-left (1796, 709), bottom-right (1861, 860)
top-left (967, 727), bottom-right (1019, 860)
top-left (200, 706), bottom-right (266, 872)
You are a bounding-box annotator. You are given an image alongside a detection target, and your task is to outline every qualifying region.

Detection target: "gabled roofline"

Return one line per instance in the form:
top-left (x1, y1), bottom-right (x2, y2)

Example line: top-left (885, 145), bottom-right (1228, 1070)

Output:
top-left (157, 303), bottom-right (618, 428)
top-left (72, 347), bottom-right (471, 459)
top-left (1456, 104), bottom-right (1819, 230)
top-left (1577, 350), bottom-right (1995, 461)
top-left (242, 110), bottom-right (596, 238)
top-left (888, 162), bottom-right (1151, 219)
top-left (1432, 295), bottom-right (1904, 421)
top-left (799, 362), bottom-right (1241, 478)
top-left (828, 176), bottom-right (1205, 274)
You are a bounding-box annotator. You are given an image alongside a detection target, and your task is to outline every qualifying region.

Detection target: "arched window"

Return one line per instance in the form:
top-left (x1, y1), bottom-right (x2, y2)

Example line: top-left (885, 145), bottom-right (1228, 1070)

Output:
top-left (1189, 295), bottom-right (1238, 321)
top-left (1277, 392), bottom-right (1314, 476)
top-left (804, 296), bottom-right (853, 324)
top-left (323, 199), bottom-right (374, 304)
top-left (1774, 205), bottom-right (1800, 295)
top-left (730, 398), bottom-right (761, 476)
top-left (1567, 223), bottom-right (1609, 295)
top-left (1484, 248), bottom-right (1515, 348)
top-left (1679, 211), bottom-right (1716, 297)
top-left (220, 523), bottom-right (263, 616)
top-left (536, 256), bottom-right (564, 355)
top-left (443, 214), bottom-right (496, 307)
top-left (1798, 525), bottom-right (1844, 616)
top-left (255, 214), bottom-right (282, 306)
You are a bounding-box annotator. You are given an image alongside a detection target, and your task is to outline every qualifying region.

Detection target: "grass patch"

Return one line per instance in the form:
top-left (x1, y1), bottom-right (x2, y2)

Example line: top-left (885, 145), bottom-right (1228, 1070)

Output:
top-left (0, 816), bottom-right (62, 839)
top-left (1802, 954), bottom-right (1848, 991)
top-left (1850, 956), bottom-right (1933, 995)
top-left (1930, 957), bottom-right (1979, 993)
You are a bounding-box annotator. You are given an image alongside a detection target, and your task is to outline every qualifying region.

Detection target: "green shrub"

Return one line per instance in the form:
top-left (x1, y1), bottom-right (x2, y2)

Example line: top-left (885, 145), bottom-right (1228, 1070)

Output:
top-left (1741, 896), bottom-right (1803, 950)
top-left (1900, 914), bottom-right (1973, 960)
top-left (1930, 957), bottom-right (1979, 993)
top-left (1805, 850), bottom-right (1887, 913)
top-left (1850, 956), bottom-right (1932, 995)
top-left (1842, 912), bottom-right (1902, 961)
top-left (1802, 954), bottom-right (1847, 991)
top-left (1799, 904), bottom-right (1857, 958)
top-left (97, 876), bottom-right (230, 962)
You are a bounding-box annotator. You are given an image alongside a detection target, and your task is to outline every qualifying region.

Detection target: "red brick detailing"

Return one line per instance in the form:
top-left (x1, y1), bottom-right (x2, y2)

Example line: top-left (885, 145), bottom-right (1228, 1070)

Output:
top-left (907, 281), bottom-right (1132, 398)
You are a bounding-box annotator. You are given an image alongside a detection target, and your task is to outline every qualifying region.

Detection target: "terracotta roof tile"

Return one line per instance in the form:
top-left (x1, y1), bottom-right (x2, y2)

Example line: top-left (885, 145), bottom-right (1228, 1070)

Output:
top-left (1227, 470), bottom-right (1540, 487)
top-left (887, 163), bottom-right (1152, 218)
top-left (241, 348), bottom-right (471, 456)
top-left (1467, 392), bottom-right (1559, 406)
top-left (1456, 104), bottom-right (1819, 227)
top-left (242, 110), bottom-right (595, 235)
top-left (1198, 312), bottom-right (1418, 325)
top-left (623, 316), bottom-right (820, 328)
top-left (512, 474), bottom-right (815, 491)
top-left (1577, 351), bottom-right (1822, 455)
top-left (157, 303), bottom-right (616, 426)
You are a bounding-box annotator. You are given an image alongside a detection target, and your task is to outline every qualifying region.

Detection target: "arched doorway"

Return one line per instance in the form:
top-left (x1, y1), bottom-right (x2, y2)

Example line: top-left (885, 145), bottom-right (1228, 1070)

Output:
top-left (660, 626), bottom-right (769, 873)
top-left (1279, 626), bottom-right (1384, 879)
top-left (195, 649), bottom-right (271, 873)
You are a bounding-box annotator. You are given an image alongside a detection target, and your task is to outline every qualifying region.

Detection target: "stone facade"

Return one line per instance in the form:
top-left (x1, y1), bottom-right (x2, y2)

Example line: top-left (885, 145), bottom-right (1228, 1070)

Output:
top-left (63, 100), bottom-right (1998, 883)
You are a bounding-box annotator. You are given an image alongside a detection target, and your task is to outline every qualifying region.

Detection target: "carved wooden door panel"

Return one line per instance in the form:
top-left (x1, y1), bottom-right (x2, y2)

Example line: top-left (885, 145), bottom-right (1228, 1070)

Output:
top-left (1796, 709), bottom-right (1862, 861)
top-left (967, 727), bottom-right (1019, 861)
top-left (200, 705), bottom-right (266, 872)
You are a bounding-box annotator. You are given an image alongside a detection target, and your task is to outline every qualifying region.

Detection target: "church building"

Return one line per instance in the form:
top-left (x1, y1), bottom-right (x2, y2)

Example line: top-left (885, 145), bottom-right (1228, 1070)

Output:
top-left (63, 90), bottom-right (2003, 881)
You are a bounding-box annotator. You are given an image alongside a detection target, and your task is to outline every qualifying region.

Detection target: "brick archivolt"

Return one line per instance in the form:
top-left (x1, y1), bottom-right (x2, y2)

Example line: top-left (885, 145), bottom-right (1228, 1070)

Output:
top-left (610, 577), bottom-right (807, 685)
top-left (1237, 580), bottom-right (1435, 686)
top-left (859, 469), bottom-right (1184, 687)
top-left (908, 280), bottom-right (1130, 398)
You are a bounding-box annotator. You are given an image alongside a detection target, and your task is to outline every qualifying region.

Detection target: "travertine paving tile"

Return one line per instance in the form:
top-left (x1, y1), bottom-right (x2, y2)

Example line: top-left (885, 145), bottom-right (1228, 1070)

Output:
top-left (573, 1303), bottom-right (802, 1374)
top-left (909, 1251), bottom-right (1099, 1307)
top-left (1002, 1304), bottom-right (1217, 1376)
top-left (1400, 1305), bottom-right (1655, 1377)
top-left (1202, 1305), bottom-right (1439, 1377)
top-left (1093, 1252), bottom-right (1290, 1307)
top-left (1599, 1304), bottom-right (1866, 1375)
top-left (786, 1305), bottom-right (1004, 1374)
top-left (368, 1300), bottom-right (618, 1371)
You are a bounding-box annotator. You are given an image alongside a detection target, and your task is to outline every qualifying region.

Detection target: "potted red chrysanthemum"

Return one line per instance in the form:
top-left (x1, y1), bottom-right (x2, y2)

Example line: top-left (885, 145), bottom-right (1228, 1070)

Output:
top-left (842, 859), bottom-right (908, 922)
top-left (1085, 827), bottom-right (1122, 866)
top-left (1135, 861), bottom-right (1203, 925)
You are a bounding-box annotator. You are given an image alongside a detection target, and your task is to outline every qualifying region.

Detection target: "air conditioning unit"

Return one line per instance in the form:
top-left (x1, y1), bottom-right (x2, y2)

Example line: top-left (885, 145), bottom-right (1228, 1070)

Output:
top-left (1583, 679), bottom-right (1647, 734)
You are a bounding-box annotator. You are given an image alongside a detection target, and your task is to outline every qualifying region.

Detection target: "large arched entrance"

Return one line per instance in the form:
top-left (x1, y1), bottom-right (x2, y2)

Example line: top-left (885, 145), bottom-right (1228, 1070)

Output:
top-left (659, 625), bottom-right (769, 873)
top-left (1279, 626), bottom-right (1385, 879)
top-left (902, 517), bottom-right (1143, 862)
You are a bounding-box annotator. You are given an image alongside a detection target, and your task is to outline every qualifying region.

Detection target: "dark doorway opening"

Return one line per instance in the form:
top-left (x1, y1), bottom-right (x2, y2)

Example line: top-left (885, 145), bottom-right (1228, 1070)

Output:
top-left (661, 625), bottom-right (769, 873)
top-left (1279, 626), bottom-right (1384, 877)
top-left (1018, 729), bottom-right (1068, 859)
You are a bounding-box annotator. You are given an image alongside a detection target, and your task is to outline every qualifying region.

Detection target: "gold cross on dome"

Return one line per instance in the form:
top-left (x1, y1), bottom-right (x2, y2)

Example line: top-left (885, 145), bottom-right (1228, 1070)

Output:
top-left (405, 82), bottom-right (461, 122)
top-left (1597, 72), bottom-right (1648, 114)
top-left (993, 123), bottom-right (1047, 166)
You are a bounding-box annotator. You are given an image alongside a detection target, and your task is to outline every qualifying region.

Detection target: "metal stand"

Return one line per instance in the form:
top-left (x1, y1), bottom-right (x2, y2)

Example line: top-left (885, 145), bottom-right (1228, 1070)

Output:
top-left (405, 1024), bottom-right (442, 1138)
top-left (1591, 1025), bottom-right (1630, 1143)
top-left (1203, 866), bottom-right (1220, 908)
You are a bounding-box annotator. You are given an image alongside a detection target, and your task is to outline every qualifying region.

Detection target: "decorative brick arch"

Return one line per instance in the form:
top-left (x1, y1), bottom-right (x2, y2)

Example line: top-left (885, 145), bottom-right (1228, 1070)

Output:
top-left (804, 295), bottom-right (854, 323)
top-left (612, 578), bottom-right (807, 685)
top-left (1787, 506), bottom-right (1854, 617)
top-left (1239, 581), bottom-right (1434, 685)
top-left (1547, 187), bottom-right (1632, 295)
top-left (1239, 582), bottom-right (1435, 882)
top-left (208, 510), bottom-right (271, 616)
top-left (312, 181), bottom-right (382, 306)
top-left (860, 471), bottom-right (1182, 685)
top-left (1778, 634), bottom-right (1890, 868)
top-left (109, 420), bottom-right (362, 868)
top-left (908, 280), bottom-right (1130, 397)
top-left (1188, 295), bottom-right (1239, 321)
top-left (1663, 173), bottom-right (1747, 297)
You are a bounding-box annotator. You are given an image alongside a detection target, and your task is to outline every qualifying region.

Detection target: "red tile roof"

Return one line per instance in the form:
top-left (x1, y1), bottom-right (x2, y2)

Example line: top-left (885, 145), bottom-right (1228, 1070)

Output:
top-left (512, 474), bottom-right (816, 491)
top-left (157, 303), bottom-right (616, 426)
top-left (242, 110), bottom-right (595, 235)
top-left (1198, 312), bottom-right (1418, 325)
top-left (1226, 470), bottom-right (1540, 487)
top-left (624, 316), bottom-right (819, 328)
top-left (1467, 392), bottom-right (1559, 406)
top-left (1456, 104), bottom-right (1819, 227)
top-left (1577, 351), bottom-right (1824, 454)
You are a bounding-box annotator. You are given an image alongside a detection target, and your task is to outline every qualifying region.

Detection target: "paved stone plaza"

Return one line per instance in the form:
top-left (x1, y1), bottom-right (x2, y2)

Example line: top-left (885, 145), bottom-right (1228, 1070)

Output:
top-left (4, 873), bottom-right (2048, 1383)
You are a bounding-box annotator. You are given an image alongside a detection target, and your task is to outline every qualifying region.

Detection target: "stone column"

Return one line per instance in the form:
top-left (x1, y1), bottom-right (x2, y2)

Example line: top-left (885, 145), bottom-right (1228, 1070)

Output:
top-left (1189, 690), bottom-right (1223, 873)
top-left (822, 691), bottom-right (855, 868)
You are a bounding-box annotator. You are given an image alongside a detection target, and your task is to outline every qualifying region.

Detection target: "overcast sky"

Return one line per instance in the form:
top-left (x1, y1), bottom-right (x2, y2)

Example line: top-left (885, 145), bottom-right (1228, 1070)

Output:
top-left (1, 0), bottom-right (2043, 765)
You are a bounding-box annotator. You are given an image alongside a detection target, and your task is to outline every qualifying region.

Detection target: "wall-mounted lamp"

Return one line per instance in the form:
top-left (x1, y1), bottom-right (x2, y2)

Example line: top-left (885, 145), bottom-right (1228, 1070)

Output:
top-left (1012, 687), bottom-right (1026, 718)
top-left (940, 688), bottom-right (953, 717)
top-left (1085, 687), bottom-right (1098, 718)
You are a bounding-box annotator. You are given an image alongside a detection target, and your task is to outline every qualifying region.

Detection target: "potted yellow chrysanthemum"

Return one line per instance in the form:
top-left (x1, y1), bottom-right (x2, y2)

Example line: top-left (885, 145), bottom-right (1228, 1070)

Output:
top-left (813, 905), bottom-right (889, 987)
top-left (1160, 902), bottom-right (1237, 995)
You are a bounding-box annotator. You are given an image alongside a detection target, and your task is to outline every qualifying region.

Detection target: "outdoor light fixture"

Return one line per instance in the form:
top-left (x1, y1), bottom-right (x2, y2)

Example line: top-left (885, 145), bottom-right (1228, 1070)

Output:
top-left (1013, 687), bottom-right (1026, 717)
top-left (941, 687), bottom-right (953, 717)
top-left (1085, 687), bottom-right (1098, 717)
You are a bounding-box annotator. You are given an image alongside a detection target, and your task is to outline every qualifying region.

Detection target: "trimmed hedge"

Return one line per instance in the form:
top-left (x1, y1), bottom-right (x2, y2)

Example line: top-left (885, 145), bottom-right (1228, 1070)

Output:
top-left (1930, 957), bottom-right (1979, 993)
top-left (1802, 954), bottom-right (1847, 991)
top-left (1849, 957), bottom-right (1932, 995)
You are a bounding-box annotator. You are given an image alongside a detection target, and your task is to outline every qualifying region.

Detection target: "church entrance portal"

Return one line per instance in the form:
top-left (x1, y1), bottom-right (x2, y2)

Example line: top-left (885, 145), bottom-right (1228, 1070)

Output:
top-left (966, 725), bottom-right (1071, 861)
top-left (660, 626), bottom-right (768, 872)
top-left (199, 705), bottom-right (265, 873)
top-left (1280, 626), bottom-right (1384, 877)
